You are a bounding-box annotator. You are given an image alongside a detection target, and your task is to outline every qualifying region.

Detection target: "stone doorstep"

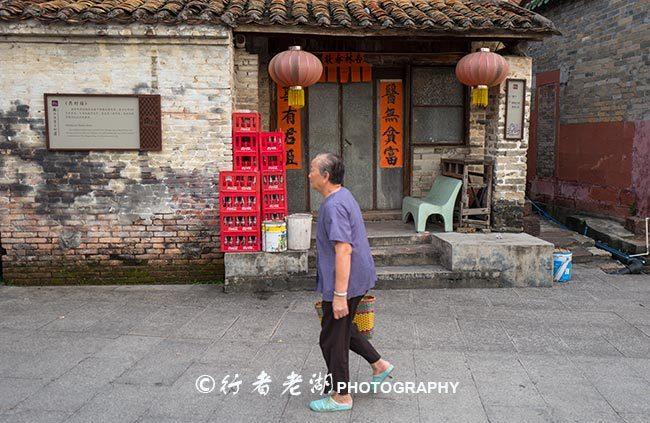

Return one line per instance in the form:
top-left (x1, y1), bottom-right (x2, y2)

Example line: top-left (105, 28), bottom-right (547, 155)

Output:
top-left (224, 228), bottom-right (553, 292)
top-left (431, 232), bottom-right (554, 288)
top-left (223, 265), bottom-right (504, 293)
top-left (307, 244), bottom-right (439, 268)
top-left (308, 232), bottom-right (433, 249)
top-left (224, 250), bottom-right (308, 279)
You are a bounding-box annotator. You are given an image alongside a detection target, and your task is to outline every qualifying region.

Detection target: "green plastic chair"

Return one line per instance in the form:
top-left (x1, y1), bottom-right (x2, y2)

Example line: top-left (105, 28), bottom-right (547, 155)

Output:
top-left (402, 175), bottom-right (463, 232)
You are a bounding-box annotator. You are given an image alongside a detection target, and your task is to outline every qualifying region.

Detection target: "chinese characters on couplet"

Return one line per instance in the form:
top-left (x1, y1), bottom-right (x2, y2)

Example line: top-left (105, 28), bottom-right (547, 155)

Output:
top-left (379, 80), bottom-right (404, 168)
top-left (277, 85), bottom-right (302, 169)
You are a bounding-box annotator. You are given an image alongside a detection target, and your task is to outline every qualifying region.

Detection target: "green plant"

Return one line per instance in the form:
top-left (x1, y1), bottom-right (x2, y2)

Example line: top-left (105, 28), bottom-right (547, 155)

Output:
top-left (524, 0), bottom-right (556, 10)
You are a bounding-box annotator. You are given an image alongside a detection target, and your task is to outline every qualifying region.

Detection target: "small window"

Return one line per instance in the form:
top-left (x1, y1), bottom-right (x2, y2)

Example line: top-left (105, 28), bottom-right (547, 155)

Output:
top-left (411, 67), bottom-right (466, 145)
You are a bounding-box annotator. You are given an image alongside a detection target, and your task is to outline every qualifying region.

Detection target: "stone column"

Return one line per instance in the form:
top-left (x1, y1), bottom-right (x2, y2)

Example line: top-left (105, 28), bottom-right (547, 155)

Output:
top-left (486, 56), bottom-right (533, 232)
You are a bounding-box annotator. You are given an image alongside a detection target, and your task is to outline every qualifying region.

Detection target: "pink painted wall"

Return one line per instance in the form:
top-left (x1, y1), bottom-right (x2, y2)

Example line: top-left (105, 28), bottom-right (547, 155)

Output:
top-left (528, 121), bottom-right (648, 218)
top-left (632, 121), bottom-right (650, 216)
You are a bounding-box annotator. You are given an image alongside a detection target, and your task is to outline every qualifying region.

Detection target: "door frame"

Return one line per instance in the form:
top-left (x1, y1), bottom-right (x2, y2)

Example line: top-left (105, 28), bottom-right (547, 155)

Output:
top-left (307, 67), bottom-right (410, 211)
top-left (529, 69), bottom-right (560, 181)
top-left (271, 66), bottom-right (411, 212)
top-left (305, 81), bottom-right (375, 211)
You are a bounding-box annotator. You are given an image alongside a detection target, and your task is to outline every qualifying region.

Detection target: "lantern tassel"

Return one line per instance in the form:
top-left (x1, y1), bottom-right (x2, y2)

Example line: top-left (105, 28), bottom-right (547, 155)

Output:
top-left (288, 87), bottom-right (305, 109)
top-left (471, 85), bottom-right (489, 108)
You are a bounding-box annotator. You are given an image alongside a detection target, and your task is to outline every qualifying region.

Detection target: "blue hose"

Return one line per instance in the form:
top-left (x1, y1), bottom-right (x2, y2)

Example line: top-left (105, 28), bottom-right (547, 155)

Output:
top-left (526, 197), bottom-right (645, 266)
top-left (527, 198), bottom-right (570, 230)
top-left (594, 240), bottom-right (634, 263)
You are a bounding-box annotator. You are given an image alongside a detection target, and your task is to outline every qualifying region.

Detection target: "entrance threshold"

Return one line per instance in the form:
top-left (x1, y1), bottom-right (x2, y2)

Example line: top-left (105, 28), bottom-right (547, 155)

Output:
top-left (309, 209), bottom-right (403, 222)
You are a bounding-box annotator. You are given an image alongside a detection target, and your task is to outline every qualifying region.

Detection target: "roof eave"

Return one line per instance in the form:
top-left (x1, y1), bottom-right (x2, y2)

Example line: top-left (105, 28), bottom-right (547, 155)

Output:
top-left (233, 23), bottom-right (559, 41)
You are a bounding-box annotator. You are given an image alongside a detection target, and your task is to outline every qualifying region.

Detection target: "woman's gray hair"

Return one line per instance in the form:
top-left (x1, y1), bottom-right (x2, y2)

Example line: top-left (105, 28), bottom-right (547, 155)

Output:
top-left (315, 153), bottom-right (345, 185)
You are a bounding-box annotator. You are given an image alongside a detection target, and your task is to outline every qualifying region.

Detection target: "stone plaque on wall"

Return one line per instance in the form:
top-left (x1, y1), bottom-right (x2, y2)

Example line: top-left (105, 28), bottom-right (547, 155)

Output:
top-left (505, 79), bottom-right (526, 140)
top-left (45, 94), bottom-right (161, 151)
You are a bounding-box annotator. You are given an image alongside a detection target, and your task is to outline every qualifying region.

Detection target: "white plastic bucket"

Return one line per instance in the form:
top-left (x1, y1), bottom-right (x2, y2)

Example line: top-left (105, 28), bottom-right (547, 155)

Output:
top-left (262, 220), bottom-right (287, 252)
top-left (287, 213), bottom-right (313, 250)
top-left (553, 250), bottom-right (572, 282)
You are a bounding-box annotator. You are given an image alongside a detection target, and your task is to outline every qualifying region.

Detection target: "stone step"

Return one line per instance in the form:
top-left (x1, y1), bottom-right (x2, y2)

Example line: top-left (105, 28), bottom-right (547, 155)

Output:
top-left (308, 244), bottom-right (438, 268)
top-left (362, 210), bottom-right (403, 221)
top-left (310, 232), bottom-right (432, 249)
top-left (373, 265), bottom-right (502, 289)
top-left (224, 265), bottom-right (503, 292)
top-left (570, 246), bottom-right (612, 264)
top-left (567, 215), bottom-right (648, 255)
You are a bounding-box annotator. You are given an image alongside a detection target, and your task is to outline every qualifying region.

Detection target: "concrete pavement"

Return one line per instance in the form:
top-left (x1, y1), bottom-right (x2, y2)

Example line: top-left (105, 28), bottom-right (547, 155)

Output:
top-left (0, 264), bottom-right (649, 422)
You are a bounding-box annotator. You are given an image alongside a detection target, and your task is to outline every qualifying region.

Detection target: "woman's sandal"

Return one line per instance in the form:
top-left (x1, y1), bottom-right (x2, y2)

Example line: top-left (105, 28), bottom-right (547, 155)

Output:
top-left (370, 364), bottom-right (395, 393)
top-left (309, 396), bottom-right (353, 412)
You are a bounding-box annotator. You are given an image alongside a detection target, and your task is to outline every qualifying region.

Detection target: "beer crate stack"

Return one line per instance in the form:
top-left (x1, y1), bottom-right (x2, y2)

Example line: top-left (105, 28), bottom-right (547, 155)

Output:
top-left (260, 132), bottom-right (287, 222)
top-left (219, 112), bottom-right (288, 253)
top-left (219, 112), bottom-right (261, 252)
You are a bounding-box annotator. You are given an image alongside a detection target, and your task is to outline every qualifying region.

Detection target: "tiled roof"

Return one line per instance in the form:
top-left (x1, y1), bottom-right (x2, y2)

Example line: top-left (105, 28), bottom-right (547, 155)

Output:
top-left (0, 0), bottom-right (557, 36)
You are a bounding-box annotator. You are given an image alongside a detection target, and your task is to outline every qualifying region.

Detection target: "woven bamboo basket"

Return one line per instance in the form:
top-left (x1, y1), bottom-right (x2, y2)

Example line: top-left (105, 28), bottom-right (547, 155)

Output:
top-left (314, 295), bottom-right (375, 339)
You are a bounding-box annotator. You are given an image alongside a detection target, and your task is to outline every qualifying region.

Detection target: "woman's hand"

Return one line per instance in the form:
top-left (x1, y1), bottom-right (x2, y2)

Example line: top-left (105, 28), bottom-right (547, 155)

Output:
top-left (332, 296), bottom-right (349, 319)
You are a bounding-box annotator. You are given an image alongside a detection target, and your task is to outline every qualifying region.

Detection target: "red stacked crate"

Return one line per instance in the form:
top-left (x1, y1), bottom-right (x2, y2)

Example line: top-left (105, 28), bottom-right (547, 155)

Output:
top-left (219, 171), bottom-right (260, 252)
top-left (260, 132), bottom-right (287, 222)
top-left (259, 132), bottom-right (284, 152)
top-left (232, 111), bottom-right (260, 133)
top-left (233, 132), bottom-right (259, 172)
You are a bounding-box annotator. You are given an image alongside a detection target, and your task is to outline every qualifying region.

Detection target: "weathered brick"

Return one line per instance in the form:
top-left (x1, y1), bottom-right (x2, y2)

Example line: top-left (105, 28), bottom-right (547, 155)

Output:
top-left (0, 23), bottom-right (231, 284)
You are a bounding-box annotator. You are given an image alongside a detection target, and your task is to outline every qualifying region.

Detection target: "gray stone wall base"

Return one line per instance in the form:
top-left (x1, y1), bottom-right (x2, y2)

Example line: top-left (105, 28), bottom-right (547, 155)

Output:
top-left (432, 232), bottom-right (554, 287)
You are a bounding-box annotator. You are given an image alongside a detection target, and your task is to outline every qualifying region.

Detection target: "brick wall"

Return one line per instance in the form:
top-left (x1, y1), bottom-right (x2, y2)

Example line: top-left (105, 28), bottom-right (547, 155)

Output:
top-left (534, 83), bottom-right (557, 178)
top-left (0, 23), bottom-right (234, 285)
top-left (527, 0), bottom-right (649, 218)
top-left (529, 0), bottom-right (647, 124)
top-left (234, 48), bottom-right (259, 112)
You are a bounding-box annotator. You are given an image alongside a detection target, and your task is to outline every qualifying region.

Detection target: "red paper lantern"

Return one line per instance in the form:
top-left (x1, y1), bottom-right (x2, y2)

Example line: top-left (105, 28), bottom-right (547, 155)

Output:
top-left (455, 48), bottom-right (510, 107)
top-left (268, 46), bottom-right (323, 109)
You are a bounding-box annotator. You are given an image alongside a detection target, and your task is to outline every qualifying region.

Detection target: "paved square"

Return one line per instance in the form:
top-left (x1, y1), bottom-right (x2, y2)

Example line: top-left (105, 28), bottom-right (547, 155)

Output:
top-left (1, 264), bottom-right (648, 422)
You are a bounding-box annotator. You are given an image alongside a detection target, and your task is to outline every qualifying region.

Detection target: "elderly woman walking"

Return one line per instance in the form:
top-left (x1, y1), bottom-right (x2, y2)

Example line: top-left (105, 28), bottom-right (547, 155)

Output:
top-left (307, 152), bottom-right (394, 412)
